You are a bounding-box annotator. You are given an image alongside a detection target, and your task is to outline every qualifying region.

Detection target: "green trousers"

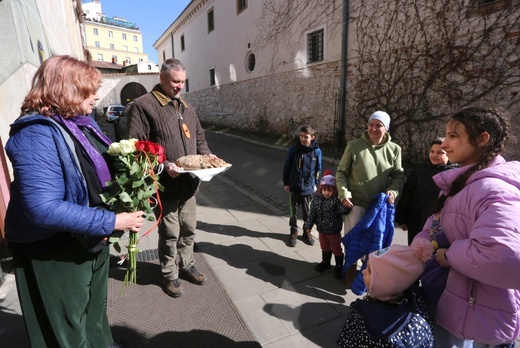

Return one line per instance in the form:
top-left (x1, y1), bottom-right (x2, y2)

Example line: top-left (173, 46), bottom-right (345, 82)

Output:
top-left (13, 239), bottom-right (113, 348)
top-left (156, 196), bottom-right (197, 281)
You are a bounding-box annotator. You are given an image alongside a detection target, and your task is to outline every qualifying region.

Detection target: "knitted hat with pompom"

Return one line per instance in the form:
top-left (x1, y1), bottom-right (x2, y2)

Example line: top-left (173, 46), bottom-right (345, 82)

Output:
top-left (367, 238), bottom-right (434, 301)
top-left (320, 169), bottom-right (336, 187)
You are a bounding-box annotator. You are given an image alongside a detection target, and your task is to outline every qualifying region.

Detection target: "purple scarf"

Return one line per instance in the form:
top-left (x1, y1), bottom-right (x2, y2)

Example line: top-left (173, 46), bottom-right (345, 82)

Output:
top-left (52, 115), bottom-right (113, 188)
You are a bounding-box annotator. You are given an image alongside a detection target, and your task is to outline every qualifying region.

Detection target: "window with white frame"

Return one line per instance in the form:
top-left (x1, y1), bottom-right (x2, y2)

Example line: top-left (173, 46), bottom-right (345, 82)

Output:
top-left (110, 43), bottom-right (114, 49)
top-left (97, 53), bottom-right (103, 61)
top-left (124, 46), bottom-right (128, 51)
top-left (126, 57), bottom-right (131, 64)
top-left (133, 35), bottom-right (138, 42)
top-left (93, 28), bottom-right (98, 35)
top-left (95, 41), bottom-right (100, 48)
top-left (109, 31), bottom-right (113, 38)
top-left (134, 47), bottom-right (139, 52)
top-left (307, 29), bottom-right (324, 63)
top-left (122, 33), bottom-right (127, 40)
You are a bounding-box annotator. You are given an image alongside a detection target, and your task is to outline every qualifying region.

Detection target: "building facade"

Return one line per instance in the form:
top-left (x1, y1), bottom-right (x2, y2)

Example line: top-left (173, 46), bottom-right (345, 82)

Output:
top-left (82, 0), bottom-right (148, 65)
top-left (154, 0), bottom-right (520, 157)
top-left (154, 0), bottom-right (344, 142)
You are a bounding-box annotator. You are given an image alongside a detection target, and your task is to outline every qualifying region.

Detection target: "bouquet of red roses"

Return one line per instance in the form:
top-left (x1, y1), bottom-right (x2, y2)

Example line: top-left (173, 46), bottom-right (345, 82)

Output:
top-left (101, 139), bottom-right (165, 292)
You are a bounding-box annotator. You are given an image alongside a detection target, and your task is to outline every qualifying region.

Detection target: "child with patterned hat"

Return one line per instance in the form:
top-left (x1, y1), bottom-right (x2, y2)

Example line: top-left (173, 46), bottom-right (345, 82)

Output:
top-left (337, 238), bottom-right (435, 347)
top-left (305, 170), bottom-right (350, 278)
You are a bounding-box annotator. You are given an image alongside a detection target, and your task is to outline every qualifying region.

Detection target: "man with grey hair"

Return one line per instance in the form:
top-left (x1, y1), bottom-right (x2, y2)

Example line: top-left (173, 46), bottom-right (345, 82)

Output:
top-left (126, 58), bottom-right (218, 298)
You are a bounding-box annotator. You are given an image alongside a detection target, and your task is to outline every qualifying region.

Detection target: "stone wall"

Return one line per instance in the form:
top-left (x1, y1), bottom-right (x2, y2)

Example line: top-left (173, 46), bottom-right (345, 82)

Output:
top-left (183, 61), bottom-right (342, 143)
top-left (182, 60), bottom-right (520, 160)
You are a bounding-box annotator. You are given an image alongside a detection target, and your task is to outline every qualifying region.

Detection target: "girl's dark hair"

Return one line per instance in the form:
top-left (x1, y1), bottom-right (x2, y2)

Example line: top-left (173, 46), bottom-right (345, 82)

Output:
top-left (430, 137), bottom-right (445, 147)
top-left (433, 107), bottom-right (509, 212)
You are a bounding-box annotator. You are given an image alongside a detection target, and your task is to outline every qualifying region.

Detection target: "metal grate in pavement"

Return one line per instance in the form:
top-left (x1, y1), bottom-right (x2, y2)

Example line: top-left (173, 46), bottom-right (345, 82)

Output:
top-left (107, 252), bottom-right (260, 347)
top-left (136, 248), bottom-right (159, 262)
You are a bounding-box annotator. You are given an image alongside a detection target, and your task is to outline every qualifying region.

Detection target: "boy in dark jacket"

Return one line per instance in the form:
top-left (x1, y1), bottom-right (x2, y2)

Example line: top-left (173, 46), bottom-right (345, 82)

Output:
top-left (337, 239), bottom-right (434, 348)
top-left (395, 137), bottom-right (456, 245)
top-left (283, 125), bottom-right (322, 247)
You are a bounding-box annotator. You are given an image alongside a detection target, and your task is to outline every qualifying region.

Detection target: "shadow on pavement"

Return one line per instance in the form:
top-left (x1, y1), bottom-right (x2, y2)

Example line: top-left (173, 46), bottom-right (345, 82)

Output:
top-left (198, 240), bottom-right (348, 303)
top-left (263, 302), bottom-right (352, 347)
top-left (111, 325), bottom-right (261, 348)
top-left (197, 221), bottom-right (287, 243)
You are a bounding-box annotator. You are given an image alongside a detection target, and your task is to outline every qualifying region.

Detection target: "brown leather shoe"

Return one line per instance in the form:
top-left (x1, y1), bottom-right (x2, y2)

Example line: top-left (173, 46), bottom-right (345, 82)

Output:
top-left (163, 278), bottom-right (185, 298)
top-left (180, 265), bottom-right (207, 285)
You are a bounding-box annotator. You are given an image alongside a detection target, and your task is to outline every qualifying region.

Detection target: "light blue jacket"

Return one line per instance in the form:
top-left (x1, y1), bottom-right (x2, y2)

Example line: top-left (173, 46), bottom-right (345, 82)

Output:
top-left (5, 114), bottom-right (115, 245)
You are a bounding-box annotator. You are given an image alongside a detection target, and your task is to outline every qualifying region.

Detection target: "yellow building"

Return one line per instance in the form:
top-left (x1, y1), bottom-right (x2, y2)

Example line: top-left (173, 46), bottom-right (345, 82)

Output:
top-left (83, 1), bottom-right (148, 65)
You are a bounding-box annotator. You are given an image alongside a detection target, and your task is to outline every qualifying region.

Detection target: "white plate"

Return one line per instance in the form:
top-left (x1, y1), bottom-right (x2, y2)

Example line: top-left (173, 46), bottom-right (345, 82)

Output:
top-left (180, 165), bottom-right (232, 181)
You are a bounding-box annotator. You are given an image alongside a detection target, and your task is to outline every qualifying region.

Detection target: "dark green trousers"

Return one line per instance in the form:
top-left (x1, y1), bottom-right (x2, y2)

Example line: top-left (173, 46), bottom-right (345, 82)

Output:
top-left (13, 239), bottom-right (113, 348)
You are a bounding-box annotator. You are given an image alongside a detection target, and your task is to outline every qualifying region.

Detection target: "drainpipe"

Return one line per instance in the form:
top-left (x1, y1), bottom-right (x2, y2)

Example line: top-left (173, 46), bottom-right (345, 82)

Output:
top-left (336, 0), bottom-right (350, 150)
top-left (171, 32), bottom-right (175, 59)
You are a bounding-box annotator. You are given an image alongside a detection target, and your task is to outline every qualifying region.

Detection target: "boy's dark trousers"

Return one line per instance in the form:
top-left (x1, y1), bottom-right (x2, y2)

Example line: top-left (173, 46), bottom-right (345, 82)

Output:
top-left (288, 192), bottom-right (312, 233)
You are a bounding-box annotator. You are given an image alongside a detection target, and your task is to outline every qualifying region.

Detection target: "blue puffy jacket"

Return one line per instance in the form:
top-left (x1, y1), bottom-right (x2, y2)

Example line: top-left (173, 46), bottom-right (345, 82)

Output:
top-left (5, 114), bottom-right (116, 246)
top-left (342, 193), bottom-right (395, 295)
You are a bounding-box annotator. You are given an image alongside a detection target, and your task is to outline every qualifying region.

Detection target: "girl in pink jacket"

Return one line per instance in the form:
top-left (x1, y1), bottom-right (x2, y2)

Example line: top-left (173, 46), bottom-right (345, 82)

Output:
top-left (415, 107), bottom-right (520, 347)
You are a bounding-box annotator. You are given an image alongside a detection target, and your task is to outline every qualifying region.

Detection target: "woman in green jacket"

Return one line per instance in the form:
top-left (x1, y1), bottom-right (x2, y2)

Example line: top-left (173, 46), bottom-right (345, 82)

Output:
top-left (336, 111), bottom-right (405, 283)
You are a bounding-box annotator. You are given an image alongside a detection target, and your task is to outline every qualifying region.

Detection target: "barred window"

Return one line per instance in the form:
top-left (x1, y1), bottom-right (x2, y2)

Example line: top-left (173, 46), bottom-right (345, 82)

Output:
top-left (307, 29), bottom-right (324, 63)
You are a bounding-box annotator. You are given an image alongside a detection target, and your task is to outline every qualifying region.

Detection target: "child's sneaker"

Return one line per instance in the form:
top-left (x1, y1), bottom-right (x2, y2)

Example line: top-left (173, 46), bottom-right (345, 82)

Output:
top-left (302, 231), bottom-right (315, 246)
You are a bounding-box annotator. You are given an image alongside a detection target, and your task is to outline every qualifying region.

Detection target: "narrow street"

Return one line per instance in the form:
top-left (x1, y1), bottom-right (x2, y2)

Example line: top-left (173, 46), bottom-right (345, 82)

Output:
top-left (205, 131), bottom-right (340, 215)
top-left (206, 131), bottom-right (295, 215)
top-left (101, 122), bottom-right (338, 216)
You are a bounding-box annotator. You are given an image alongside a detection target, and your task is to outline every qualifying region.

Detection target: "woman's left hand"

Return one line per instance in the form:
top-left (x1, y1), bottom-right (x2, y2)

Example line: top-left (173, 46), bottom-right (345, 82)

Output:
top-left (386, 191), bottom-right (395, 204)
